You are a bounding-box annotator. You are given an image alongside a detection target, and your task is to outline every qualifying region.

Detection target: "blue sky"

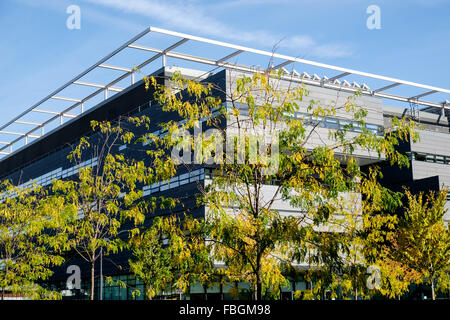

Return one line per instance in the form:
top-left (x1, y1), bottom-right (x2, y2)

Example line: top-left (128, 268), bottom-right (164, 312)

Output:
top-left (1, 0), bottom-right (449, 132)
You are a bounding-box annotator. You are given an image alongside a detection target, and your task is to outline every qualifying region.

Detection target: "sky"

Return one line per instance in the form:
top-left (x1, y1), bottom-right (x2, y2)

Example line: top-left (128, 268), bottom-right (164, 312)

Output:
top-left (0, 0), bottom-right (449, 138)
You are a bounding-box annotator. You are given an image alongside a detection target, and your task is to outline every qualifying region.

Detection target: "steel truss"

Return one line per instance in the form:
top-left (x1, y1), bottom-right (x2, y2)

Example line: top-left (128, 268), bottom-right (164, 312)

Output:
top-left (1, 26), bottom-right (449, 159)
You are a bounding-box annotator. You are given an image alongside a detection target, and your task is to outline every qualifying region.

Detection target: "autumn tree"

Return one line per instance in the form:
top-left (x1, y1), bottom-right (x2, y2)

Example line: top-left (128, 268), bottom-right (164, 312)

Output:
top-left (144, 68), bottom-right (418, 300)
top-left (129, 221), bottom-right (172, 299)
top-left (0, 181), bottom-right (68, 300)
top-left (129, 214), bottom-right (215, 300)
top-left (384, 189), bottom-right (450, 300)
top-left (52, 119), bottom-right (176, 300)
top-left (291, 169), bottom-right (407, 300)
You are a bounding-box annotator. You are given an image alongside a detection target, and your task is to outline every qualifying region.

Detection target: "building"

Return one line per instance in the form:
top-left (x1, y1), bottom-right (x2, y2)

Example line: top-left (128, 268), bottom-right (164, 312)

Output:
top-left (380, 106), bottom-right (450, 221)
top-left (0, 27), bottom-right (449, 300)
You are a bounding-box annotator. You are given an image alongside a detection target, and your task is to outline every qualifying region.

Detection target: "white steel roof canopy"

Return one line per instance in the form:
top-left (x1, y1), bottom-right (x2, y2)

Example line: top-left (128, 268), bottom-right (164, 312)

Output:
top-left (1, 26), bottom-right (449, 159)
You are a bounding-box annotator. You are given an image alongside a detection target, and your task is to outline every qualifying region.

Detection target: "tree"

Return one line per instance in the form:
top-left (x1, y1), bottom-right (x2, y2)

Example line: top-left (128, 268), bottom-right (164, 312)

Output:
top-left (377, 256), bottom-right (421, 300)
top-left (52, 119), bottom-right (176, 300)
top-left (0, 181), bottom-right (67, 300)
top-left (385, 189), bottom-right (450, 300)
top-left (292, 170), bottom-right (406, 300)
top-left (145, 69), bottom-right (418, 300)
top-left (129, 222), bottom-right (172, 299)
top-left (129, 215), bottom-right (215, 300)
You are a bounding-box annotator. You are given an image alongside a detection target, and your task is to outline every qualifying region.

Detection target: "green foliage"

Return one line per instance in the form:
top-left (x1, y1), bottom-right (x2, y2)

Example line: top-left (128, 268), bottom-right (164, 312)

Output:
top-left (129, 215), bottom-right (215, 298)
top-left (383, 189), bottom-right (450, 300)
top-left (0, 67), bottom-right (434, 301)
top-left (52, 118), bottom-right (176, 300)
top-left (129, 224), bottom-right (173, 299)
top-left (0, 181), bottom-right (67, 300)
top-left (145, 70), bottom-right (418, 300)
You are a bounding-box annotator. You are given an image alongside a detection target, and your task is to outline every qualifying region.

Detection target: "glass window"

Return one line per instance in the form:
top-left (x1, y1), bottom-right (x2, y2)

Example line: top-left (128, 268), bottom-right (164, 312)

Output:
top-left (207, 284), bottom-right (220, 294)
top-left (135, 285), bottom-right (144, 300)
top-left (160, 184), bottom-right (169, 191)
top-left (426, 154), bottom-right (435, 163)
top-left (415, 153), bottom-right (426, 161)
top-left (294, 281), bottom-right (307, 291)
top-left (339, 120), bottom-right (351, 130)
top-left (103, 286), bottom-right (111, 300)
top-left (111, 286), bottom-right (119, 300)
top-left (120, 285), bottom-right (127, 300)
top-left (324, 118), bottom-right (339, 129)
top-left (238, 282), bottom-right (252, 300)
top-left (190, 282), bottom-right (204, 294)
top-left (222, 283), bottom-right (236, 300)
top-left (281, 281), bottom-right (293, 293)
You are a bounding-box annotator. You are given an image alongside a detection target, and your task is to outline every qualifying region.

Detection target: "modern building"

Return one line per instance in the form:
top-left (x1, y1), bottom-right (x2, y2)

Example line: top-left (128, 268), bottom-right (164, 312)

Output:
top-left (380, 106), bottom-right (450, 221)
top-left (1, 27), bottom-right (449, 300)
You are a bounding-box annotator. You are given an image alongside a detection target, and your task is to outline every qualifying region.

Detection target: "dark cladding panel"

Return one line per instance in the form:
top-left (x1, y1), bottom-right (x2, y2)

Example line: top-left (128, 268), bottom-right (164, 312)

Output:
top-left (0, 73), bottom-right (161, 179)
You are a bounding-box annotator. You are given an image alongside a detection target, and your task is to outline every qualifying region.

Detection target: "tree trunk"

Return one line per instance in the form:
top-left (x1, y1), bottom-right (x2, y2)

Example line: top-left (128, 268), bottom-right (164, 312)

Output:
top-left (145, 284), bottom-right (153, 300)
top-left (143, 284), bottom-right (148, 300)
top-left (90, 260), bottom-right (95, 300)
top-left (355, 287), bottom-right (358, 300)
top-left (2, 265), bottom-right (8, 300)
top-left (255, 267), bottom-right (262, 300)
top-left (253, 248), bottom-right (262, 301)
top-left (431, 279), bottom-right (435, 300)
top-left (257, 279), bottom-right (262, 300)
top-left (204, 285), bottom-right (208, 301)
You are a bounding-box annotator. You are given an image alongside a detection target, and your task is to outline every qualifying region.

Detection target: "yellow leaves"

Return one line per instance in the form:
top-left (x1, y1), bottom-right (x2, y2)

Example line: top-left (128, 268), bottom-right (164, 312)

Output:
top-left (0, 181), bottom-right (67, 299)
top-left (260, 255), bottom-right (288, 298)
top-left (144, 75), bottom-right (157, 91)
top-left (377, 258), bottom-right (422, 299)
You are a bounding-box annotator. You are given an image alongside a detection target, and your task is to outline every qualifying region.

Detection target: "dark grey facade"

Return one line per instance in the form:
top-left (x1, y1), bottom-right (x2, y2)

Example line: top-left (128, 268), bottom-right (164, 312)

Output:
top-left (379, 105), bottom-right (450, 221)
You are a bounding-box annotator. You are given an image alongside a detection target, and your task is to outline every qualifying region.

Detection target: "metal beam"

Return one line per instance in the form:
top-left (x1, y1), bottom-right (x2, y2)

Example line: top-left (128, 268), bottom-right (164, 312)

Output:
top-left (409, 90), bottom-right (438, 100)
top-left (0, 37), bottom-right (190, 155)
top-left (98, 64), bottom-right (132, 72)
top-left (0, 131), bottom-right (40, 138)
top-left (73, 81), bottom-right (124, 92)
top-left (373, 83), bottom-right (401, 93)
top-left (164, 50), bottom-right (257, 72)
top-left (164, 38), bottom-right (189, 53)
top-left (217, 50), bottom-right (244, 63)
top-left (1, 26), bottom-right (450, 157)
top-left (0, 27), bottom-right (151, 132)
top-left (328, 72), bottom-right (351, 82)
top-left (149, 26), bottom-right (450, 95)
top-left (51, 96), bottom-right (82, 102)
top-left (273, 60), bottom-right (293, 70)
top-left (128, 44), bottom-right (161, 53)
top-left (14, 120), bottom-right (42, 126)
top-left (32, 109), bottom-right (77, 117)
top-left (374, 91), bottom-right (447, 109)
top-left (133, 48), bottom-right (450, 111)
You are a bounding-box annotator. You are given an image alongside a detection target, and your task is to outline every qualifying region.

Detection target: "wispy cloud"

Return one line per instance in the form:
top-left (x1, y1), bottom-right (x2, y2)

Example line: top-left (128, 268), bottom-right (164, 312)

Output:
top-left (80, 0), bottom-right (352, 58)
